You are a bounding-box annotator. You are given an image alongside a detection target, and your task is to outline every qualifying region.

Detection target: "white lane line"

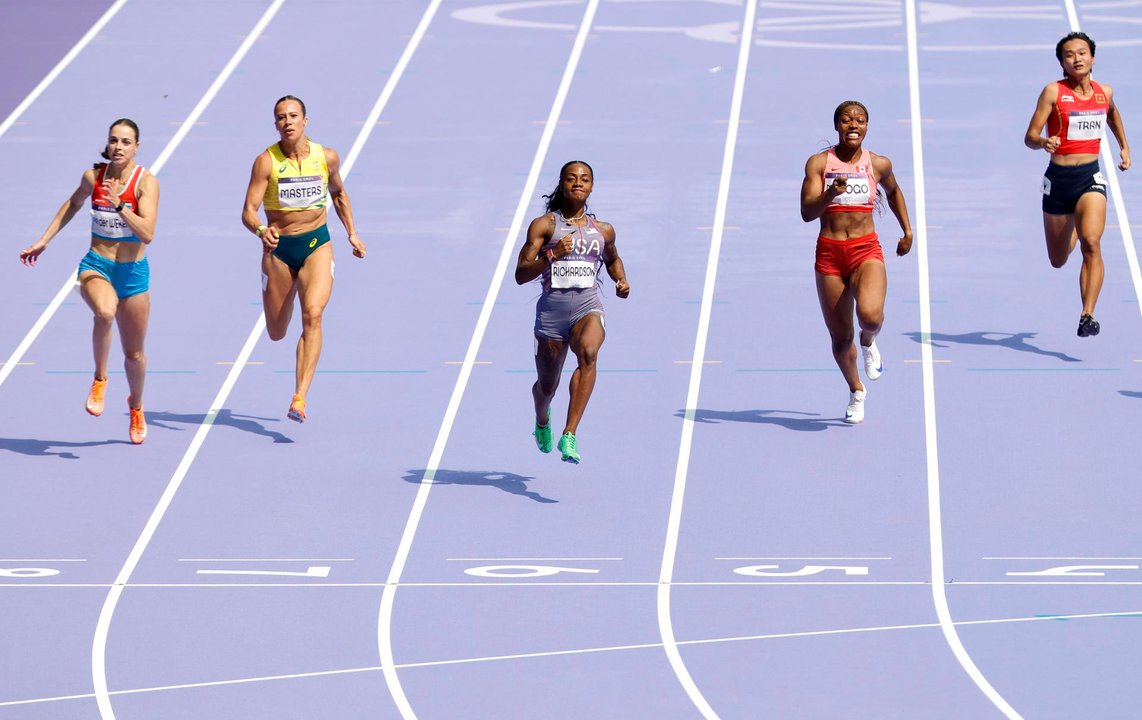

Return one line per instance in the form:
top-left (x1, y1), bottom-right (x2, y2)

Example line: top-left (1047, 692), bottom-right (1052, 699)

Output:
top-left (0, 558), bottom-right (87, 562)
top-left (375, 3), bottom-right (599, 718)
top-left (12, 579), bottom-right (1142, 589)
top-left (0, 0), bottom-right (129, 140)
top-left (1063, 2), bottom-right (1142, 317)
top-left (445, 557), bottom-right (623, 561)
top-left (659, 2), bottom-right (757, 718)
top-left (12, 607), bottom-right (1140, 710)
top-left (903, 2), bottom-right (1021, 718)
top-left (984, 556), bottom-right (1142, 560)
top-left (88, 3), bottom-right (290, 718)
top-left (714, 556), bottom-right (892, 560)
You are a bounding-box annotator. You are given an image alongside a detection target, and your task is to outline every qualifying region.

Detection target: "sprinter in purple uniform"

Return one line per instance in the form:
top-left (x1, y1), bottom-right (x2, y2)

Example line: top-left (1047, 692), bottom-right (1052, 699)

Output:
top-left (514, 161), bottom-right (630, 464)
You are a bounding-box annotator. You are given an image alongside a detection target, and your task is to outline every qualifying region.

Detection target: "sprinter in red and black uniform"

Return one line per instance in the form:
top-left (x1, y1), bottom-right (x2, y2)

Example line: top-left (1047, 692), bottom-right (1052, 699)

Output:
top-left (1025, 31), bottom-right (1131, 337)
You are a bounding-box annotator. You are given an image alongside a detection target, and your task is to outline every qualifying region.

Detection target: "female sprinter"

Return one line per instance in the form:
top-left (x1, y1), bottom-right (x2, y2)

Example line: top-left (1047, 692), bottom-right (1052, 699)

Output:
top-left (800, 101), bottom-right (913, 424)
top-left (514, 161), bottom-right (630, 463)
top-left (1024, 31), bottom-right (1131, 337)
top-left (241, 95), bottom-right (367, 423)
top-left (20, 118), bottom-right (159, 444)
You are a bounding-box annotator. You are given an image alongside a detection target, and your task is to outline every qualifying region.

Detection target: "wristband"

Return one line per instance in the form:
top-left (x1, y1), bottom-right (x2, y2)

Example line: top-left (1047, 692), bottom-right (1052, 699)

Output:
top-left (256, 225), bottom-right (268, 236)
top-left (544, 248), bottom-right (556, 263)
top-left (115, 200), bottom-right (125, 213)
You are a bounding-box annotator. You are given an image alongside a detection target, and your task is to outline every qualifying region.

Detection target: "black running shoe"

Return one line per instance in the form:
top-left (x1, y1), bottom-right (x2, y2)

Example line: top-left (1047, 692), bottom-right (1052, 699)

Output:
top-left (1077, 314), bottom-right (1101, 337)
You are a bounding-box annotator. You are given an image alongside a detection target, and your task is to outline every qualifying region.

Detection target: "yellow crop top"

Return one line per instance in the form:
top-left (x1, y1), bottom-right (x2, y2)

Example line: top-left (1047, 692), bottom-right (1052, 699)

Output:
top-left (263, 141), bottom-right (329, 212)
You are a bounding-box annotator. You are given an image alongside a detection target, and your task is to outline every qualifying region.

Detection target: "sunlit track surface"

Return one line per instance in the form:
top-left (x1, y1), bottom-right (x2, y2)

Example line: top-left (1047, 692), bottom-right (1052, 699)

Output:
top-left (3, 1), bottom-right (1140, 717)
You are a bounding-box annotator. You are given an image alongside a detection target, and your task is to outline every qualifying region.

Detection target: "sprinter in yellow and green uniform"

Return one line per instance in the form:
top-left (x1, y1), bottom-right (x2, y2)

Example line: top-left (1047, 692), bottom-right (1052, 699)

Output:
top-left (242, 95), bottom-right (367, 423)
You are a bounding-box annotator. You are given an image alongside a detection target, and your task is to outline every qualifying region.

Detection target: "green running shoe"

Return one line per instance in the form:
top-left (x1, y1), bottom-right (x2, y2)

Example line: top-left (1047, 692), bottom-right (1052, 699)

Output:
top-left (534, 409), bottom-right (553, 453)
top-left (558, 432), bottom-right (580, 464)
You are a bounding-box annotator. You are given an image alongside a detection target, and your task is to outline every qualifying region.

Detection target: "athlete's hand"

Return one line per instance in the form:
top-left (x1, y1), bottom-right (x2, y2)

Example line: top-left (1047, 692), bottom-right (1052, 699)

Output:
top-left (552, 233), bottom-right (574, 260)
top-left (260, 226), bottom-right (280, 252)
top-left (1043, 135), bottom-right (1062, 154)
top-left (1119, 147), bottom-right (1131, 172)
top-left (828, 176), bottom-right (847, 197)
top-left (615, 278), bottom-right (630, 298)
top-left (896, 232), bottom-right (913, 257)
top-left (349, 232), bottom-right (367, 259)
top-left (19, 242), bottom-right (47, 266)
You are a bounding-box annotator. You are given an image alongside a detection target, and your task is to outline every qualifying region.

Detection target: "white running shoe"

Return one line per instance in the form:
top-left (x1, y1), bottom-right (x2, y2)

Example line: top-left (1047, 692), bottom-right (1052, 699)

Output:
top-left (844, 388), bottom-right (866, 424)
top-left (862, 340), bottom-right (883, 381)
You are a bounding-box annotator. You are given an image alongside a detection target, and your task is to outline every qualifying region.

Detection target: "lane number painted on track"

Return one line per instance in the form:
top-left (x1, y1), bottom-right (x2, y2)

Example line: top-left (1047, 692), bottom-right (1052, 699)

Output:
top-left (196, 565), bottom-right (332, 578)
top-left (734, 564), bottom-right (869, 578)
top-left (464, 565), bottom-right (601, 578)
top-left (1007, 564), bottom-right (1140, 578)
top-left (0, 567), bottom-right (61, 578)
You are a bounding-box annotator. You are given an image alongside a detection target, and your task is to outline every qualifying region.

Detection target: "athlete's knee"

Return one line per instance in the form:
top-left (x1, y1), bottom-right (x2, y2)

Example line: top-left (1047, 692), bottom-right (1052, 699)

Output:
top-left (1047, 251), bottom-right (1069, 269)
top-left (266, 324), bottom-right (288, 342)
top-left (123, 349), bottom-right (145, 364)
top-left (857, 309), bottom-right (884, 334)
top-left (829, 329), bottom-right (854, 355)
top-left (92, 306), bottom-right (116, 325)
top-left (576, 343), bottom-right (600, 368)
top-left (1079, 235), bottom-right (1102, 257)
top-left (301, 304), bottom-right (325, 328)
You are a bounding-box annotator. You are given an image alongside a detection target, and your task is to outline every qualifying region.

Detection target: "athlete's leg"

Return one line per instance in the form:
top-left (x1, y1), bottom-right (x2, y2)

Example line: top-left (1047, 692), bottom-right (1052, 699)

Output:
top-left (815, 272), bottom-right (862, 393)
top-left (293, 243), bottom-right (334, 400)
top-left (851, 259), bottom-right (887, 347)
top-left (79, 271), bottom-right (118, 380)
top-left (564, 313), bottom-right (605, 436)
top-left (534, 338), bottom-right (569, 425)
top-left (1074, 192), bottom-right (1108, 316)
top-left (1042, 212), bottom-right (1078, 269)
top-left (261, 251), bottom-right (298, 341)
top-left (116, 292), bottom-right (150, 407)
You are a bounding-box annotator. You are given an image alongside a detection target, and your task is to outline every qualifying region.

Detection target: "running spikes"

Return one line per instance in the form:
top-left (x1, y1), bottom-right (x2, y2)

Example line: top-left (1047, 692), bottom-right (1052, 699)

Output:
top-left (86, 377), bottom-right (108, 416)
top-left (558, 432), bottom-right (580, 464)
top-left (844, 388), bottom-right (866, 424)
top-left (1077, 314), bottom-right (1100, 337)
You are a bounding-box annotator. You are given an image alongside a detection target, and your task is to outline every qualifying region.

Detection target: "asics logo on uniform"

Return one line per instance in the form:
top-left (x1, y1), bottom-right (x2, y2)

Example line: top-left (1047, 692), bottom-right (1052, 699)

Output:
top-left (279, 164), bottom-right (288, 173)
top-left (309, 238), bottom-right (318, 248)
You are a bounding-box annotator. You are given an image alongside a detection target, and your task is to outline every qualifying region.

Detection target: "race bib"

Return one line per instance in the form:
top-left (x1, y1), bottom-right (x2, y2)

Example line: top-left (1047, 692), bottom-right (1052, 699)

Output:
top-left (826, 172), bottom-right (871, 205)
top-left (277, 175), bottom-right (326, 209)
top-left (90, 201), bottom-right (134, 239)
top-left (550, 259), bottom-right (598, 289)
top-left (1066, 110), bottom-right (1105, 141)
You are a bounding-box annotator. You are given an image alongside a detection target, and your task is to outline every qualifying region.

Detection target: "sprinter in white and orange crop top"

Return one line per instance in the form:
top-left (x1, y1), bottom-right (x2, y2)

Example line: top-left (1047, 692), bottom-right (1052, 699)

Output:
top-left (20, 118), bottom-right (160, 445)
top-left (800, 100), bottom-right (914, 425)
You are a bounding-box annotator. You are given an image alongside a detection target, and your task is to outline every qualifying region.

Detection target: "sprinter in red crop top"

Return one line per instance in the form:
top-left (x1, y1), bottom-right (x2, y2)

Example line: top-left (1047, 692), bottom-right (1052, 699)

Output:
top-left (1024, 31), bottom-right (1131, 338)
top-left (20, 119), bottom-right (159, 445)
top-left (800, 101), bottom-right (913, 424)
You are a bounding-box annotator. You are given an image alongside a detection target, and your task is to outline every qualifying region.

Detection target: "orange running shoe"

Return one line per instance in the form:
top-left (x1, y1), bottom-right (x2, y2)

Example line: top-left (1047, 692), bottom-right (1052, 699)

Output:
top-left (288, 394), bottom-right (306, 423)
top-left (128, 398), bottom-right (147, 445)
top-left (86, 377), bottom-right (108, 416)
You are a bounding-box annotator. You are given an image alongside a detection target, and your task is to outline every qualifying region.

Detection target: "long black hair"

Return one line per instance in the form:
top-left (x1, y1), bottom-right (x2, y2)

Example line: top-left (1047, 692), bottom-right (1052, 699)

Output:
top-left (99, 118), bottom-right (139, 161)
top-left (543, 160), bottom-right (594, 215)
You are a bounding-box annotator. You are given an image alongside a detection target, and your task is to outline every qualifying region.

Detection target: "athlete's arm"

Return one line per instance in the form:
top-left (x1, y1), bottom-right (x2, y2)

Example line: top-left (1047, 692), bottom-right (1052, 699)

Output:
top-left (20, 169), bottom-right (96, 266)
top-left (874, 154), bottom-right (913, 257)
top-left (1104, 86), bottom-right (1131, 171)
top-left (600, 222), bottom-right (629, 298)
top-left (1024, 82), bottom-right (1060, 153)
top-left (242, 152), bottom-right (278, 249)
top-left (800, 152), bottom-right (841, 222)
top-left (117, 171), bottom-right (159, 244)
top-left (325, 146), bottom-right (366, 258)
top-left (515, 215), bottom-right (558, 285)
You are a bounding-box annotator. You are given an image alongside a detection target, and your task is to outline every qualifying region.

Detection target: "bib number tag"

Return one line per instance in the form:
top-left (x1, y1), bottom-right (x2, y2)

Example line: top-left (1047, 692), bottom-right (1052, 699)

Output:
top-left (1066, 111), bottom-right (1105, 141)
top-left (278, 175), bottom-right (326, 209)
top-left (91, 203), bottom-right (133, 238)
top-left (826, 172), bottom-right (871, 205)
top-left (550, 259), bottom-right (598, 289)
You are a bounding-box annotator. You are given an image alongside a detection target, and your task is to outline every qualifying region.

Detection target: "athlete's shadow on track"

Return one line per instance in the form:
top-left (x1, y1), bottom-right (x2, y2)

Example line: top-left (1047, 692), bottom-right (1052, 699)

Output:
top-left (1120, 391), bottom-right (1142, 399)
top-left (0, 437), bottom-right (131, 459)
top-left (903, 331), bottom-right (1080, 362)
top-left (144, 409), bottom-right (294, 443)
top-left (679, 409), bottom-right (848, 431)
top-left (402, 469), bottom-right (558, 504)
